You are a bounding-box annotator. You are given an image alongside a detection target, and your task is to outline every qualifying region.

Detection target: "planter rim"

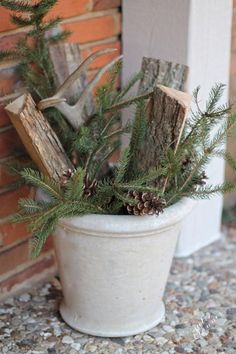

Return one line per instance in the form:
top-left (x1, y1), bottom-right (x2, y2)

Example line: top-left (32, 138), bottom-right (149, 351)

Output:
top-left (57, 197), bottom-right (196, 237)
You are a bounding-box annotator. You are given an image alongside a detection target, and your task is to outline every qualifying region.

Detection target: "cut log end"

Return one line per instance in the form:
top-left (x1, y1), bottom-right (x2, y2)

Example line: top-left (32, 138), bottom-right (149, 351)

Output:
top-left (157, 85), bottom-right (192, 110)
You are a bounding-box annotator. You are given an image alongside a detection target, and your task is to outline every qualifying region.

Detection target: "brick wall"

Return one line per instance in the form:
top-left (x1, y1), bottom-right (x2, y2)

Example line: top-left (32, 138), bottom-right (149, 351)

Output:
top-left (0, 0), bottom-right (121, 299)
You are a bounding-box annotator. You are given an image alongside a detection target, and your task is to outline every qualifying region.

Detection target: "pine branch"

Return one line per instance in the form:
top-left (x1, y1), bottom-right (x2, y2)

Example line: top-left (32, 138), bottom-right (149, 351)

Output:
top-left (10, 14), bottom-right (33, 27)
top-left (125, 100), bottom-right (147, 180)
top-left (187, 182), bottom-right (236, 199)
top-left (206, 83), bottom-right (226, 113)
top-left (114, 147), bottom-right (130, 183)
top-left (31, 218), bottom-right (56, 258)
top-left (0, 1), bottom-right (35, 12)
top-left (20, 168), bottom-right (63, 201)
top-left (65, 168), bottom-right (86, 200)
top-left (18, 198), bottom-right (51, 214)
top-left (0, 50), bottom-right (16, 61)
top-left (114, 71), bottom-right (143, 103)
top-left (116, 182), bottom-right (163, 195)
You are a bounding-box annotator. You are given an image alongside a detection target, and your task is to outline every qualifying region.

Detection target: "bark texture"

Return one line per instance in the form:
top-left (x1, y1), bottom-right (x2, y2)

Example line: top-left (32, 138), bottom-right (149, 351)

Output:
top-left (138, 57), bottom-right (188, 93)
top-left (5, 93), bottom-right (73, 181)
top-left (134, 57), bottom-right (190, 175)
top-left (137, 85), bottom-right (192, 172)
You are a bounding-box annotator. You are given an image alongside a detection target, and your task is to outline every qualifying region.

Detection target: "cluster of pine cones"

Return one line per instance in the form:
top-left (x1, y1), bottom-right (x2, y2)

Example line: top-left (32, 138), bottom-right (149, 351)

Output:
top-left (126, 191), bottom-right (166, 216)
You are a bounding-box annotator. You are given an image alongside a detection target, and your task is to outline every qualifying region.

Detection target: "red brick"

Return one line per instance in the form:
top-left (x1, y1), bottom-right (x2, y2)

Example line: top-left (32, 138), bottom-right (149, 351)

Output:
top-left (231, 53), bottom-right (236, 76)
top-left (62, 13), bottom-right (121, 44)
top-left (81, 40), bottom-right (121, 70)
top-left (0, 127), bottom-right (24, 158)
top-left (232, 35), bottom-right (236, 53)
top-left (0, 222), bottom-right (29, 246)
top-left (93, 0), bottom-right (121, 11)
top-left (0, 238), bottom-right (30, 275)
top-left (0, 155), bottom-right (30, 188)
top-left (0, 32), bottom-right (25, 52)
top-left (0, 253), bottom-right (56, 295)
top-left (0, 185), bottom-right (34, 218)
top-left (0, 65), bottom-right (23, 96)
top-left (230, 74), bottom-right (236, 100)
top-left (42, 235), bottom-right (54, 252)
top-left (87, 69), bottom-right (110, 93)
top-left (232, 11), bottom-right (236, 34)
top-left (0, 233), bottom-right (54, 275)
top-left (46, 0), bottom-right (92, 20)
top-left (0, 104), bottom-right (11, 127)
top-left (0, 165), bottom-right (19, 188)
top-left (87, 65), bottom-right (120, 95)
top-left (0, 7), bottom-right (16, 33)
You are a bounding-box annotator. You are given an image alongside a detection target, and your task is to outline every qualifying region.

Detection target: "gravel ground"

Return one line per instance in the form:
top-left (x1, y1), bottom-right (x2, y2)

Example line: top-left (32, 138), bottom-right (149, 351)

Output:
top-left (0, 228), bottom-right (236, 354)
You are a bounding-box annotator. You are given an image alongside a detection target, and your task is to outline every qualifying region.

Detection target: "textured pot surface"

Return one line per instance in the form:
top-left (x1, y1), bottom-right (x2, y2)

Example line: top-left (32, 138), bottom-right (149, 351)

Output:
top-left (54, 198), bottom-right (195, 337)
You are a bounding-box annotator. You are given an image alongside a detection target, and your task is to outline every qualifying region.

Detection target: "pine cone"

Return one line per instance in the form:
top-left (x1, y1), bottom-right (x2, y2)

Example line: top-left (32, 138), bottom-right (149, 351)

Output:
top-left (195, 171), bottom-right (208, 186)
top-left (83, 174), bottom-right (97, 197)
top-left (126, 191), bottom-right (166, 216)
top-left (181, 157), bottom-right (192, 173)
top-left (60, 169), bottom-right (74, 186)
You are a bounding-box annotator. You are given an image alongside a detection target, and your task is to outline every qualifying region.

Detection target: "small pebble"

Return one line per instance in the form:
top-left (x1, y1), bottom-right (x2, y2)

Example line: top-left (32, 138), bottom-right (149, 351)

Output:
top-left (156, 337), bottom-right (168, 346)
top-left (84, 343), bottom-right (98, 352)
top-left (113, 349), bottom-right (124, 354)
top-left (143, 334), bottom-right (154, 342)
top-left (62, 335), bottom-right (74, 344)
top-left (19, 293), bottom-right (31, 302)
top-left (71, 342), bottom-right (81, 351)
top-left (53, 327), bottom-right (62, 337)
top-left (40, 332), bottom-right (52, 339)
top-left (163, 325), bottom-right (174, 333)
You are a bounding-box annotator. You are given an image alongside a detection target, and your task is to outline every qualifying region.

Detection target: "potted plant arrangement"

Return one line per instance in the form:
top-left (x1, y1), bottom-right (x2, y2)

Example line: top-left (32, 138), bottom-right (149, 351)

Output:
top-left (2, 0), bottom-right (236, 338)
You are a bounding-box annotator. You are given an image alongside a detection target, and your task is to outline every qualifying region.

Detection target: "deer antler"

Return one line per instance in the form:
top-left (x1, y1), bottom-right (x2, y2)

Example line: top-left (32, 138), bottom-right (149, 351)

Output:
top-left (38, 48), bottom-right (122, 130)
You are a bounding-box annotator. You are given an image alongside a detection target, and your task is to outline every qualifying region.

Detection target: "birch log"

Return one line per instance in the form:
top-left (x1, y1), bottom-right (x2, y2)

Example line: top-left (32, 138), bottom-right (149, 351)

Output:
top-left (5, 93), bottom-right (73, 182)
top-left (137, 85), bottom-right (192, 172)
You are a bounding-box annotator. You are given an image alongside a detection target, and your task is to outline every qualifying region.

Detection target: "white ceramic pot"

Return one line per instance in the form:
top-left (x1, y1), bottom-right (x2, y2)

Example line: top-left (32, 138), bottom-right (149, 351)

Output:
top-left (53, 197), bottom-right (195, 337)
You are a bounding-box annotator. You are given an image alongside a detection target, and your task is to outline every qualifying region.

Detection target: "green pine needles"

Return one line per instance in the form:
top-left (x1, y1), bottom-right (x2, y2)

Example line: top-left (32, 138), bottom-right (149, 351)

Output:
top-left (14, 79), bottom-right (236, 257)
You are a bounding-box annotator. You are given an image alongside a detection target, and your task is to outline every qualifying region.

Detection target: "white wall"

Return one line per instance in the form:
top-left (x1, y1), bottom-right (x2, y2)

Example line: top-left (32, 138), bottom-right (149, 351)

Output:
top-left (122, 0), bottom-right (233, 256)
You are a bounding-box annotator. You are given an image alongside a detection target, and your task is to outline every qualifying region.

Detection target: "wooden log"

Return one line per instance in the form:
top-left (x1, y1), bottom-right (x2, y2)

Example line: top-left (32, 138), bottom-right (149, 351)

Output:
top-left (137, 85), bottom-right (192, 173)
top-left (138, 57), bottom-right (188, 93)
top-left (5, 93), bottom-right (73, 182)
top-left (130, 57), bottom-right (190, 187)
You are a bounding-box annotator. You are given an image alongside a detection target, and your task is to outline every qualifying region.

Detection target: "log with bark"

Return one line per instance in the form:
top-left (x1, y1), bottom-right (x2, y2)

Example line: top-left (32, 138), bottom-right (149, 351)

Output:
top-left (133, 57), bottom-right (191, 188)
top-left (136, 85), bottom-right (192, 174)
top-left (5, 93), bottom-right (73, 182)
top-left (138, 57), bottom-right (188, 94)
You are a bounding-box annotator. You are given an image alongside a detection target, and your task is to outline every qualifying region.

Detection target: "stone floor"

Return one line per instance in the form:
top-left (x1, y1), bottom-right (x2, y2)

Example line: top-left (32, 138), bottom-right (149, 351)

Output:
top-left (0, 228), bottom-right (236, 354)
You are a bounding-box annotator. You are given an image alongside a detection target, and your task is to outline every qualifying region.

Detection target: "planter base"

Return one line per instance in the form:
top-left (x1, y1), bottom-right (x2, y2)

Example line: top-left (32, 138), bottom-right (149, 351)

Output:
top-left (60, 301), bottom-right (165, 337)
